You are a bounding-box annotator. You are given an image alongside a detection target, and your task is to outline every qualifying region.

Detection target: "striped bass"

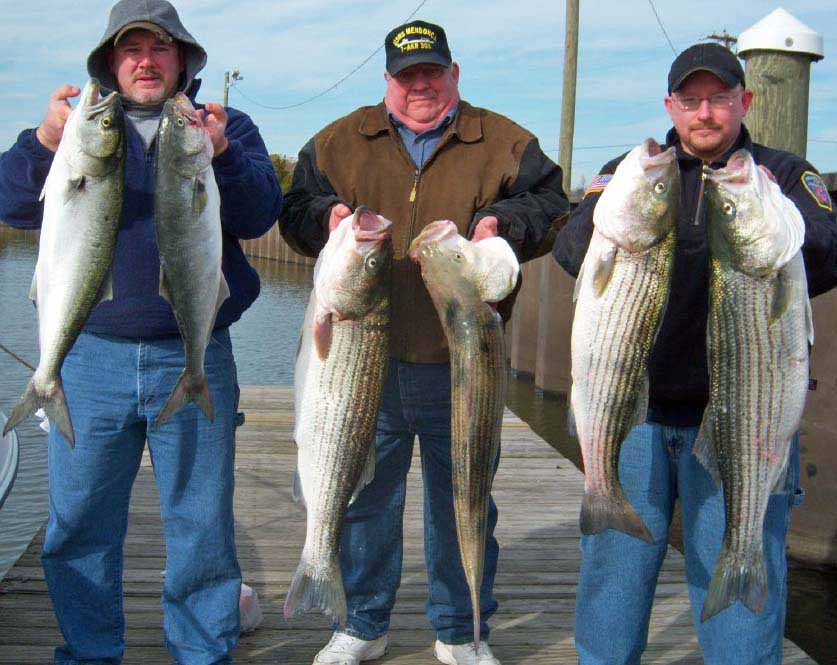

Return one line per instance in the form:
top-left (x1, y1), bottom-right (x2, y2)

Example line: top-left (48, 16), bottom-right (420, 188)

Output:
top-left (570, 139), bottom-right (680, 543)
top-left (3, 79), bottom-right (124, 447)
top-left (284, 207), bottom-right (392, 624)
top-left (698, 149), bottom-right (812, 621)
top-left (409, 220), bottom-right (519, 648)
top-left (154, 93), bottom-right (228, 427)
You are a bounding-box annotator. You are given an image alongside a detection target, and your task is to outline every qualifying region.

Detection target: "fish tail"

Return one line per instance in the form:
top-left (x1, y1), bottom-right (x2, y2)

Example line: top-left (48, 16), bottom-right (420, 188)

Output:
top-left (283, 555), bottom-right (346, 625)
top-left (580, 491), bottom-right (654, 544)
top-left (5, 377), bottom-right (74, 448)
top-left (155, 370), bottom-right (214, 428)
top-left (701, 545), bottom-right (768, 622)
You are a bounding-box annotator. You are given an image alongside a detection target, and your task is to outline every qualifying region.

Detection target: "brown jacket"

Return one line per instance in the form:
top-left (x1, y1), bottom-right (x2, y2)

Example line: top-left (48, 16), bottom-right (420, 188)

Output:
top-left (279, 100), bottom-right (568, 363)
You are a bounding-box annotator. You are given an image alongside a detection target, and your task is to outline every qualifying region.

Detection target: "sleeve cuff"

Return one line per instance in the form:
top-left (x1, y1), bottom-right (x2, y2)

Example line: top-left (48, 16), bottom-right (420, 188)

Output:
top-left (19, 128), bottom-right (55, 162)
top-left (212, 139), bottom-right (246, 180)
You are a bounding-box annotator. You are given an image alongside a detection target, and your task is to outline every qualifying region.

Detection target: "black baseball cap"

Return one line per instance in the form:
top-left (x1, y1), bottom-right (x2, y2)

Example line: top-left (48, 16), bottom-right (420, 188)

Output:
top-left (668, 42), bottom-right (745, 94)
top-left (385, 20), bottom-right (451, 76)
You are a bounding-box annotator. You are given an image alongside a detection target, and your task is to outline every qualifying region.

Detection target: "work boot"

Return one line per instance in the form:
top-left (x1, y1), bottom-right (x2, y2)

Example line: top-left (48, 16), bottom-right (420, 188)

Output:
top-left (312, 632), bottom-right (388, 664)
top-left (434, 639), bottom-right (501, 665)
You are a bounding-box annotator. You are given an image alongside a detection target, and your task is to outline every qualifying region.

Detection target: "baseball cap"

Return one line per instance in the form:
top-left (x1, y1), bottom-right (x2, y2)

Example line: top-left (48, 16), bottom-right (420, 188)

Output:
top-left (668, 42), bottom-right (745, 94)
top-left (114, 21), bottom-right (173, 46)
top-left (385, 20), bottom-right (451, 76)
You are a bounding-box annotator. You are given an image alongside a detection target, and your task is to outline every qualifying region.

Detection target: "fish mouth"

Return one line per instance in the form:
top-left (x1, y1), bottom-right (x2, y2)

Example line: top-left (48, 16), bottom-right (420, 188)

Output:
top-left (353, 206), bottom-right (392, 242)
top-left (79, 79), bottom-right (121, 118)
top-left (408, 220), bottom-right (458, 260)
top-left (639, 138), bottom-right (676, 170)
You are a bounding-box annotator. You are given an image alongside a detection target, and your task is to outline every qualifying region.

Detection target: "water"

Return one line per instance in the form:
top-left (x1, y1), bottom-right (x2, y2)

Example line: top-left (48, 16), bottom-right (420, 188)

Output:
top-left (0, 235), bottom-right (833, 663)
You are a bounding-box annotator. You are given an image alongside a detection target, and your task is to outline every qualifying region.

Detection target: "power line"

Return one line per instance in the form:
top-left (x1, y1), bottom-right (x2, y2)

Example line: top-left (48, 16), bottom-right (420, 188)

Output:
top-left (646, 0), bottom-right (677, 56)
top-left (0, 341), bottom-right (35, 372)
top-left (230, 0), bottom-right (430, 111)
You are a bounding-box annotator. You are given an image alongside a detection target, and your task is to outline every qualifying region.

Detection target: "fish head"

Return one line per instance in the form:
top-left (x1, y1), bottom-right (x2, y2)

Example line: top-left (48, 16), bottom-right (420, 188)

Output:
top-left (593, 139), bottom-right (679, 253)
top-left (409, 220), bottom-right (520, 305)
top-left (157, 93), bottom-right (213, 176)
top-left (315, 206), bottom-right (393, 320)
top-left (706, 149), bottom-right (804, 277)
top-left (66, 78), bottom-right (125, 175)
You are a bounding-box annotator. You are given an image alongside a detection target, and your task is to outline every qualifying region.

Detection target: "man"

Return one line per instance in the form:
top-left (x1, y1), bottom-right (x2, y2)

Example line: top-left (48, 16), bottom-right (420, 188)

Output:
top-left (280, 19), bottom-right (568, 665)
top-left (553, 42), bottom-right (837, 664)
top-left (0, 1), bottom-right (282, 663)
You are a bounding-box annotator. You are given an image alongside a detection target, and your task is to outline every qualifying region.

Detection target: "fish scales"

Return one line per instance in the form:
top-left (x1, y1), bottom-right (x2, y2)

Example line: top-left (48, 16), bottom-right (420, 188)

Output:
top-left (699, 149), bottom-right (810, 621)
top-left (285, 208), bottom-right (392, 625)
top-left (409, 220), bottom-right (519, 649)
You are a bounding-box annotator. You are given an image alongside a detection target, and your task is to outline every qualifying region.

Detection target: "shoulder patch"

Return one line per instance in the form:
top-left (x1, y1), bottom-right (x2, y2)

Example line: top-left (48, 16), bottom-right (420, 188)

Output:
top-left (584, 174), bottom-right (613, 198)
top-left (801, 171), bottom-right (833, 211)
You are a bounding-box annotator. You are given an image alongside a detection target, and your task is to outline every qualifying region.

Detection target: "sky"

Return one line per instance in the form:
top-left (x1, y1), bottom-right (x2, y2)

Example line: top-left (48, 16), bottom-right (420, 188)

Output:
top-left (0, 1), bottom-right (835, 190)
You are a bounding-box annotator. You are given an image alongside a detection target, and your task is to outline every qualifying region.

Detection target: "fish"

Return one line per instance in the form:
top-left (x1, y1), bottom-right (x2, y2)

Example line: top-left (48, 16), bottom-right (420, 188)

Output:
top-left (284, 206), bottom-right (392, 624)
top-left (409, 220), bottom-right (519, 648)
top-left (569, 139), bottom-right (680, 543)
top-left (3, 79), bottom-right (125, 447)
top-left (697, 149), bottom-right (812, 621)
top-left (153, 93), bottom-right (229, 428)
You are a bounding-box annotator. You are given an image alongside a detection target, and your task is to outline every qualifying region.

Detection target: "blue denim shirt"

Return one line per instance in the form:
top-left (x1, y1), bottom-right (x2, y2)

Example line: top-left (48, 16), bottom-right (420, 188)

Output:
top-left (388, 105), bottom-right (458, 170)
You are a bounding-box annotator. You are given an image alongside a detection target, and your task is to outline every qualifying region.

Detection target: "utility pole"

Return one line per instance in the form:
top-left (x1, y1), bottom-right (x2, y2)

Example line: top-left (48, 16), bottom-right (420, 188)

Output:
top-left (706, 30), bottom-right (737, 52)
top-left (223, 70), bottom-right (243, 107)
top-left (558, 0), bottom-right (580, 194)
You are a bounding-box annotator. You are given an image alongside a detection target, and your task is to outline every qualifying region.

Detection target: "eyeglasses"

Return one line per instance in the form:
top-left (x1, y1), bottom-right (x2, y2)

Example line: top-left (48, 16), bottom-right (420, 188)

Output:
top-left (394, 65), bottom-right (446, 85)
top-left (671, 92), bottom-right (740, 112)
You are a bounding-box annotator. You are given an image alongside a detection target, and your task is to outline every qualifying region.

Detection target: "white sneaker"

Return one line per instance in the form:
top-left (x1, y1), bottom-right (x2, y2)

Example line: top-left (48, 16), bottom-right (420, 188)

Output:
top-left (434, 639), bottom-right (501, 665)
top-left (312, 632), bottom-right (388, 665)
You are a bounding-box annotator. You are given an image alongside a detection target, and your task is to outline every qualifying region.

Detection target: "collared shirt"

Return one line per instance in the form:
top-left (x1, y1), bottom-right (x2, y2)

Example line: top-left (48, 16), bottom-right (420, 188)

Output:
top-left (388, 105), bottom-right (458, 170)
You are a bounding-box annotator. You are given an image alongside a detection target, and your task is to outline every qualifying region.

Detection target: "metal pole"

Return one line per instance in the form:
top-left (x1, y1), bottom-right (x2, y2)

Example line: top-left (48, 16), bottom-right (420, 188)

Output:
top-left (558, 0), bottom-right (579, 194)
top-left (223, 71), bottom-right (230, 107)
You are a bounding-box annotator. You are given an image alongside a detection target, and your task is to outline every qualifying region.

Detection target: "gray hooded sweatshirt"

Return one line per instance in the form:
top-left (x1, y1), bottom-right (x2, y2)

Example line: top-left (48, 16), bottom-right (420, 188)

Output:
top-left (86, 0), bottom-right (208, 148)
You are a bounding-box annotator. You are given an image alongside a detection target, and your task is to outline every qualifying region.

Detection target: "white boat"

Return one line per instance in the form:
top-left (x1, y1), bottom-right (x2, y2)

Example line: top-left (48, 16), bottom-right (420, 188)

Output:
top-left (0, 412), bottom-right (20, 510)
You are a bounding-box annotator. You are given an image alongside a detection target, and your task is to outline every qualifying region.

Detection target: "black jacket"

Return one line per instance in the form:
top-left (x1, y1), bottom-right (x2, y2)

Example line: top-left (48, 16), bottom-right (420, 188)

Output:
top-left (552, 126), bottom-right (837, 426)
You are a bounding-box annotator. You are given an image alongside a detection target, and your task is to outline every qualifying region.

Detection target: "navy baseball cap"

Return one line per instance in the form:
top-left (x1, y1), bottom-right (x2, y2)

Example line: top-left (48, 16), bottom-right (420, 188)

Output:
top-left (385, 20), bottom-right (451, 76)
top-left (668, 42), bottom-right (745, 94)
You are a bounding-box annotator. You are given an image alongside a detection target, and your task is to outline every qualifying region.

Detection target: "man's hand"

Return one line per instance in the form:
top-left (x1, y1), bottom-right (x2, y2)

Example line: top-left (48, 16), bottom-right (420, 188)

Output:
top-left (36, 84), bottom-right (80, 153)
top-left (199, 102), bottom-right (229, 157)
top-left (328, 204), bottom-right (352, 232)
top-left (471, 216), bottom-right (499, 242)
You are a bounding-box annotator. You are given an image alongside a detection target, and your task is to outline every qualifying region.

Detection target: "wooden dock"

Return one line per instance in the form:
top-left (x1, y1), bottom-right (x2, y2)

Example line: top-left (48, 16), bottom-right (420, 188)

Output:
top-left (0, 386), bottom-right (817, 664)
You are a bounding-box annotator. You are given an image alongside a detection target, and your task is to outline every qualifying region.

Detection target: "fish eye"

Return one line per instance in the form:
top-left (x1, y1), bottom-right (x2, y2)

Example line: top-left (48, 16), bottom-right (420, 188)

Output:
top-left (722, 201), bottom-right (736, 217)
top-left (455, 253), bottom-right (463, 261)
top-left (175, 117), bottom-right (186, 128)
top-left (101, 116), bottom-right (112, 129)
top-left (367, 257), bottom-right (377, 268)
top-left (654, 182), bottom-right (667, 194)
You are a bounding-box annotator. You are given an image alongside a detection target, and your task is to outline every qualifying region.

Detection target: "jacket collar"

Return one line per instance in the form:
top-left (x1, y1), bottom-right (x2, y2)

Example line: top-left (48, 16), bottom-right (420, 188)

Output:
top-left (665, 124), bottom-right (752, 168)
top-left (360, 100), bottom-right (483, 143)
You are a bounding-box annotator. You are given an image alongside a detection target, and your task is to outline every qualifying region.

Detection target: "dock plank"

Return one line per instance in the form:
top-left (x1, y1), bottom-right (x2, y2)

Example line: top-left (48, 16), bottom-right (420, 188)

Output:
top-left (0, 386), bottom-right (817, 664)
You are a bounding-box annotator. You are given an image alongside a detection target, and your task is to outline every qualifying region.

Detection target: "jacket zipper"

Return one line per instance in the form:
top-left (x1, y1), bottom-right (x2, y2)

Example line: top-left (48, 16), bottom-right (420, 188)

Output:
top-left (694, 163), bottom-right (708, 226)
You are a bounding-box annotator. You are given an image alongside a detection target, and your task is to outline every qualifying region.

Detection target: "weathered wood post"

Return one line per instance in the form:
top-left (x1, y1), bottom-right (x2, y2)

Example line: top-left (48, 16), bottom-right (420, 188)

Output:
top-left (737, 8), bottom-right (823, 158)
top-left (530, 0), bottom-right (579, 394)
top-left (740, 10), bottom-right (835, 567)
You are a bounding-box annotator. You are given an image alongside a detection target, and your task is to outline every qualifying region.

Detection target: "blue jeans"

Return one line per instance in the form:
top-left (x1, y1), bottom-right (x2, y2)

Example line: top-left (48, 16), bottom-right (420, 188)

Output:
top-left (574, 422), bottom-right (804, 665)
top-left (42, 330), bottom-right (241, 665)
top-left (339, 360), bottom-right (500, 644)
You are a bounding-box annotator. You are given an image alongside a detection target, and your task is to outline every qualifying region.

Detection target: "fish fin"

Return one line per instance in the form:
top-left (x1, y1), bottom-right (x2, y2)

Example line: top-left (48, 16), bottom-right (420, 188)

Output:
top-left (693, 409), bottom-right (721, 487)
top-left (701, 544), bottom-right (767, 622)
top-left (805, 297), bottom-right (814, 346)
top-left (573, 260), bottom-right (585, 302)
top-left (591, 243), bottom-right (617, 297)
top-left (155, 370), bottom-right (214, 428)
top-left (213, 274), bottom-right (230, 320)
top-left (28, 272), bottom-right (37, 302)
top-left (5, 377), bottom-right (74, 448)
top-left (97, 269), bottom-right (114, 304)
top-left (159, 265), bottom-right (173, 305)
top-left (770, 448), bottom-right (792, 494)
top-left (566, 388), bottom-right (578, 439)
top-left (633, 374), bottom-right (650, 428)
top-left (313, 310), bottom-right (333, 361)
top-left (291, 467), bottom-right (306, 507)
top-left (349, 443), bottom-right (376, 506)
top-left (580, 491), bottom-right (654, 544)
top-left (283, 554), bottom-right (347, 625)
top-left (770, 273), bottom-right (790, 324)
top-left (192, 174), bottom-right (208, 214)
top-left (63, 174), bottom-right (85, 201)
